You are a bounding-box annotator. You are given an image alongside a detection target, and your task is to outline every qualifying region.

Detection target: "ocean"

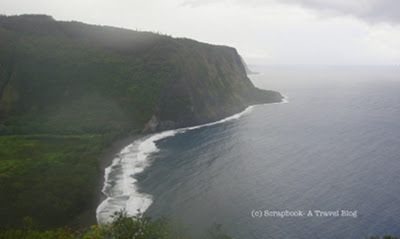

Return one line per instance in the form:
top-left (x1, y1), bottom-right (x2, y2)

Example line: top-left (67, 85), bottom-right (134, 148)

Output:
top-left (97, 65), bottom-right (400, 238)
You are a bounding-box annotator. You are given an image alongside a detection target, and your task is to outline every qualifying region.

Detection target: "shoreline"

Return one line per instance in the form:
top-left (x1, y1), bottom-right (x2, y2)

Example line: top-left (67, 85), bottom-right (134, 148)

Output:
top-left (84, 134), bottom-right (146, 225)
top-left (90, 96), bottom-right (287, 225)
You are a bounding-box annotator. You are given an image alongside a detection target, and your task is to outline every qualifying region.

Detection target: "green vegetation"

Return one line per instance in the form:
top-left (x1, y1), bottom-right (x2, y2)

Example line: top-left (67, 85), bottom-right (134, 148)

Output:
top-left (0, 14), bottom-right (282, 230)
top-left (0, 14), bottom-right (395, 239)
top-left (1, 211), bottom-right (397, 239)
top-left (0, 14), bottom-right (282, 135)
top-left (0, 211), bottom-right (233, 239)
top-left (0, 134), bottom-right (110, 227)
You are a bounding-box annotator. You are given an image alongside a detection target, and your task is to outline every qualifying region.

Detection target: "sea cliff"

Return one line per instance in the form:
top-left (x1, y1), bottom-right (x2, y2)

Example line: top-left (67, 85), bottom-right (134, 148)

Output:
top-left (0, 14), bottom-right (282, 228)
top-left (0, 14), bottom-right (282, 135)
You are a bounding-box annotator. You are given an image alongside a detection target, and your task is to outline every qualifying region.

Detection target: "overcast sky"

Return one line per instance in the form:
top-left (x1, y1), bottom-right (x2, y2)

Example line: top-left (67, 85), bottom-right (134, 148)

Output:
top-left (1, 0), bottom-right (400, 65)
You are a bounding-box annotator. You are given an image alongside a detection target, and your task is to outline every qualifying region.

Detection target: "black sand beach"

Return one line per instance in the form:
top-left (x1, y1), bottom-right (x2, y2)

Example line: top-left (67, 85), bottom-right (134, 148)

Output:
top-left (84, 134), bottom-right (146, 225)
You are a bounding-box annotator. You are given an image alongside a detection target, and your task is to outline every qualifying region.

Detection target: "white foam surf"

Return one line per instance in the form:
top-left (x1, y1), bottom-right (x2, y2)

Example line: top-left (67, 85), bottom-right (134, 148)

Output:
top-left (281, 94), bottom-right (289, 104)
top-left (96, 131), bottom-right (178, 225)
top-left (96, 97), bottom-right (288, 225)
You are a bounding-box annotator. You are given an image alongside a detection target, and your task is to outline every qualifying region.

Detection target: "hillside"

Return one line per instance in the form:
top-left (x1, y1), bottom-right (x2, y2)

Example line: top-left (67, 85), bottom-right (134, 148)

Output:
top-left (0, 14), bottom-right (282, 228)
top-left (0, 14), bottom-right (282, 134)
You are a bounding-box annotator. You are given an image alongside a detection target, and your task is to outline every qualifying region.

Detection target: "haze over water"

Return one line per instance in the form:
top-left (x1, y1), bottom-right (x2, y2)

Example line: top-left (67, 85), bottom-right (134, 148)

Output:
top-left (99, 65), bottom-right (400, 238)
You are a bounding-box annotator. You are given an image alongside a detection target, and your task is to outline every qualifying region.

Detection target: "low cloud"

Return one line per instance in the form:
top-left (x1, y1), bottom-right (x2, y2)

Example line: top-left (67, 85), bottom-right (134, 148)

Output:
top-left (285, 0), bottom-right (400, 24)
top-left (182, 0), bottom-right (400, 25)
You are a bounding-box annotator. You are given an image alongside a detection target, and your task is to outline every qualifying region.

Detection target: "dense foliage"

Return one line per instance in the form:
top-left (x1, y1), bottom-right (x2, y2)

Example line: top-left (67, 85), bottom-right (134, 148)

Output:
top-left (0, 14), bottom-right (395, 238)
top-left (0, 211), bottom-right (233, 239)
top-left (0, 15), bottom-right (175, 134)
top-left (1, 211), bottom-right (397, 239)
top-left (0, 134), bottom-right (111, 227)
top-left (0, 14), bottom-right (282, 230)
top-left (0, 14), bottom-right (282, 135)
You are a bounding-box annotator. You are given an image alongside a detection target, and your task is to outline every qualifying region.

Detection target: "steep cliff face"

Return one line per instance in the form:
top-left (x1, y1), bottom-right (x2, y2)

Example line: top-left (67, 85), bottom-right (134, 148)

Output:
top-left (0, 15), bottom-right (282, 135)
top-left (0, 14), bottom-right (283, 228)
top-left (144, 39), bottom-right (282, 132)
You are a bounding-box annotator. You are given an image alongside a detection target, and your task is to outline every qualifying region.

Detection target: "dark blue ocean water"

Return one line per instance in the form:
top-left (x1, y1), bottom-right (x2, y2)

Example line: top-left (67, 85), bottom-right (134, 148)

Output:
top-left (136, 66), bottom-right (400, 238)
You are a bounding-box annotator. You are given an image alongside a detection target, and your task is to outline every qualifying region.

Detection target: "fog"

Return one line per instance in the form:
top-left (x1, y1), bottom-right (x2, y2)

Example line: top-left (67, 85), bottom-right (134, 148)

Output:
top-left (1, 0), bottom-right (399, 65)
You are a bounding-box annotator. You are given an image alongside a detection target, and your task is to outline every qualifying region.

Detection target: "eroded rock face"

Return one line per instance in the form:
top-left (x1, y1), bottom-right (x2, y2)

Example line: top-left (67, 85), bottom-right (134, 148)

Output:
top-left (142, 115), bottom-right (159, 133)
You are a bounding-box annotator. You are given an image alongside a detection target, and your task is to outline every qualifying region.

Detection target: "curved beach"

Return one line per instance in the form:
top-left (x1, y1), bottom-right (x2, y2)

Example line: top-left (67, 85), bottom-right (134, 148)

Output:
top-left (95, 96), bottom-right (288, 225)
top-left (95, 105), bottom-right (257, 224)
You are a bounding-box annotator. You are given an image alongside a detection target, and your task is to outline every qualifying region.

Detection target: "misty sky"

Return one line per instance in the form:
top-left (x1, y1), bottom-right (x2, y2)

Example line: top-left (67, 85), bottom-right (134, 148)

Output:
top-left (1, 0), bottom-right (400, 65)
